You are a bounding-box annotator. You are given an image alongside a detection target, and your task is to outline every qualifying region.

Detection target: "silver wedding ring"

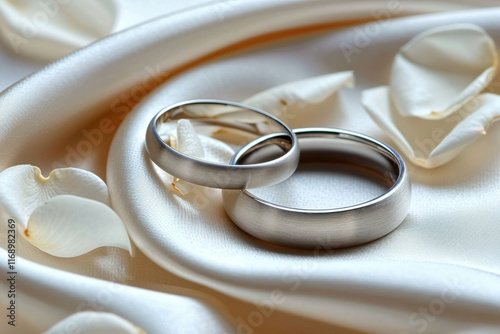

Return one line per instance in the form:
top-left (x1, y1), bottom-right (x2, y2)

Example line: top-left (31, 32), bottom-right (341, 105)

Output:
top-left (145, 100), bottom-right (300, 189)
top-left (222, 128), bottom-right (411, 249)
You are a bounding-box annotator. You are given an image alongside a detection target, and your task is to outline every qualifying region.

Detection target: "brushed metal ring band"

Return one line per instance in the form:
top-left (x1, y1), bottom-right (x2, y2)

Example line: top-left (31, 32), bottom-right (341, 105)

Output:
top-left (145, 99), bottom-right (300, 189)
top-left (222, 127), bottom-right (411, 249)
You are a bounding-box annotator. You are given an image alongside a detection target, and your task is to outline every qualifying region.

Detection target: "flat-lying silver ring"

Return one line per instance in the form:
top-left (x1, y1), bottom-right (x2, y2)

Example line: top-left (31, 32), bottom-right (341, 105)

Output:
top-left (145, 99), bottom-right (300, 189)
top-left (222, 127), bottom-right (411, 249)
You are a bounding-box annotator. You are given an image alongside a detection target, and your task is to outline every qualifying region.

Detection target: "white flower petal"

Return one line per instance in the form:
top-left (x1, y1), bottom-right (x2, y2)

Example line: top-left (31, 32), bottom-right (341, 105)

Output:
top-left (243, 71), bottom-right (354, 122)
top-left (172, 120), bottom-right (204, 194)
top-left (26, 195), bottom-right (132, 257)
top-left (176, 119), bottom-right (205, 159)
top-left (362, 87), bottom-right (500, 168)
top-left (428, 93), bottom-right (500, 163)
top-left (43, 312), bottom-right (144, 334)
top-left (0, 165), bottom-right (109, 229)
top-left (390, 24), bottom-right (498, 120)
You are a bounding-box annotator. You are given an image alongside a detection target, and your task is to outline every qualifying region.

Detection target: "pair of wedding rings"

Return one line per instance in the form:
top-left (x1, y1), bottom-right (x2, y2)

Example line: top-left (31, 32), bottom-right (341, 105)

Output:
top-left (145, 100), bottom-right (411, 249)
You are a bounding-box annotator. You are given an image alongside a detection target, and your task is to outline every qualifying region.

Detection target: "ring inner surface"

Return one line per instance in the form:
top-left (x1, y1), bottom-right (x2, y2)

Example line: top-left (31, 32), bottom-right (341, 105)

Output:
top-left (236, 136), bottom-right (399, 210)
top-left (156, 102), bottom-right (293, 163)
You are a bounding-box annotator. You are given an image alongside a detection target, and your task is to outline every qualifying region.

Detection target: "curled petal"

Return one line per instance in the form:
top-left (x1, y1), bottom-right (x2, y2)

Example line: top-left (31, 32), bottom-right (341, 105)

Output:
top-left (242, 71), bottom-right (354, 122)
top-left (43, 312), bottom-right (144, 334)
top-left (0, 165), bottom-right (109, 229)
top-left (26, 195), bottom-right (132, 257)
top-left (390, 24), bottom-right (498, 120)
top-left (362, 87), bottom-right (500, 168)
top-left (428, 94), bottom-right (500, 162)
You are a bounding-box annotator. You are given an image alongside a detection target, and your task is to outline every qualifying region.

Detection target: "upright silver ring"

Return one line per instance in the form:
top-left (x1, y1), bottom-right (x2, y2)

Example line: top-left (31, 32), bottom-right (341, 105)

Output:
top-left (222, 127), bottom-right (411, 249)
top-left (145, 99), bottom-right (300, 189)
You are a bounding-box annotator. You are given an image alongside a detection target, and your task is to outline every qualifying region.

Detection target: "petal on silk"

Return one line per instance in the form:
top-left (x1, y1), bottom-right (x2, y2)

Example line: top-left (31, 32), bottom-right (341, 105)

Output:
top-left (243, 71), bottom-right (354, 123)
top-left (0, 165), bottom-right (109, 229)
top-left (0, 165), bottom-right (132, 257)
top-left (26, 194), bottom-right (132, 257)
top-left (363, 87), bottom-right (500, 168)
top-left (390, 24), bottom-right (498, 120)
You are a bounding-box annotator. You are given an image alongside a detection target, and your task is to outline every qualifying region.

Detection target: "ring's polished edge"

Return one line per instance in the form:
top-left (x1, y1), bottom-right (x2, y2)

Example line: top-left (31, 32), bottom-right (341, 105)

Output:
top-left (145, 99), bottom-right (300, 189)
top-left (222, 127), bottom-right (412, 249)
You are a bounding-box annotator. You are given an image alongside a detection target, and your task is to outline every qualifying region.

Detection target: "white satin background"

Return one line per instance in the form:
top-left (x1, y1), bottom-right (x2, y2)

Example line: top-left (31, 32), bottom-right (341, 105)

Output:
top-left (1, 1), bottom-right (500, 334)
top-left (0, 0), bottom-right (213, 90)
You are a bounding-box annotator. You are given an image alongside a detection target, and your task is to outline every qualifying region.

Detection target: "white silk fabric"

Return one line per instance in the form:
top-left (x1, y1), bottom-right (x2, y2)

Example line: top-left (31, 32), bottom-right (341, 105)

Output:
top-left (1, 1), bottom-right (500, 333)
top-left (0, 0), bottom-right (116, 61)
